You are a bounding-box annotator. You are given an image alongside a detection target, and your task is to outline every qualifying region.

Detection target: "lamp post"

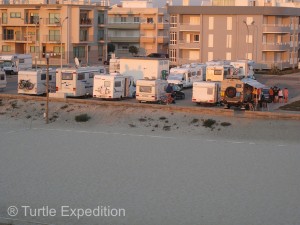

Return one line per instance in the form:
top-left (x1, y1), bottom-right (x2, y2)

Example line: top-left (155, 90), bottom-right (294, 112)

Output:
top-left (45, 53), bottom-right (50, 124)
top-left (251, 21), bottom-right (258, 63)
top-left (55, 16), bottom-right (68, 70)
top-left (21, 17), bottom-right (29, 54)
top-left (243, 20), bottom-right (249, 59)
top-left (34, 17), bottom-right (42, 70)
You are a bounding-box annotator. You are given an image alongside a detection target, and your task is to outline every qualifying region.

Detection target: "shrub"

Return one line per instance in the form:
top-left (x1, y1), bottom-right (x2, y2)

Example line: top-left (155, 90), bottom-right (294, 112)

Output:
top-left (75, 114), bottom-right (91, 122)
top-left (202, 119), bottom-right (216, 128)
top-left (220, 122), bottom-right (231, 127)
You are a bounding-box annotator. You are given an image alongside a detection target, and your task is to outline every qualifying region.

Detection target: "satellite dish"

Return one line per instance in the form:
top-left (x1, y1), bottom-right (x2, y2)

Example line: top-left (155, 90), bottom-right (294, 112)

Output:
top-left (75, 57), bottom-right (80, 68)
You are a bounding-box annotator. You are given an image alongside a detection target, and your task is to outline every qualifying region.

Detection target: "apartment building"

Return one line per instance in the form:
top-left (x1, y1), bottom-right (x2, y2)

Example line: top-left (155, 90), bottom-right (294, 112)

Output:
top-left (169, 1), bottom-right (300, 69)
top-left (0, 0), bottom-right (109, 66)
top-left (107, 0), bottom-right (169, 58)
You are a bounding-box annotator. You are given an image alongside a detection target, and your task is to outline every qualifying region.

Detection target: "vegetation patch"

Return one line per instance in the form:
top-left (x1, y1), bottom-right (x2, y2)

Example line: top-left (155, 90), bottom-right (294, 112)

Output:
top-left (279, 101), bottom-right (300, 111)
top-left (220, 122), bottom-right (231, 127)
top-left (75, 114), bottom-right (91, 122)
top-left (190, 118), bottom-right (199, 124)
top-left (138, 118), bottom-right (147, 122)
top-left (163, 126), bottom-right (171, 131)
top-left (202, 119), bottom-right (216, 128)
top-left (60, 104), bottom-right (69, 110)
top-left (26, 115), bottom-right (31, 119)
top-left (159, 116), bottom-right (167, 120)
top-left (10, 101), bottom-right (18, 109)
top-left (128, 124), bottom-right (136, 128)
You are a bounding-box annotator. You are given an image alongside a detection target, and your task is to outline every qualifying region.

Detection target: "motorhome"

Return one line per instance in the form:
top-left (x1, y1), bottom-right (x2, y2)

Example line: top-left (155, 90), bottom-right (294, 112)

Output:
top-left (109, 58), bottom-right (120, 73)
top-left (136, 79), bottom-right (168, 103)
top-left (93, 73), bottom-right (135, 99)
top-left (192, 81), bottom-right (221, 105)
top-left (0, 70), bottom-right (7, 91)
top-left (206, 60), bottom-right (235, 82)
top-left (167, 63), bottom-right (206, 88)
top-left (120, 57), bottom-right (169, 81)
top-left (0, 54), bottom-right (32, 75)
top-left (53, 66), bottom-right (106, 98)
top-left (230, 60), bottom-right (255, 79)
top-left (18, 69), bottom-right (56, 95)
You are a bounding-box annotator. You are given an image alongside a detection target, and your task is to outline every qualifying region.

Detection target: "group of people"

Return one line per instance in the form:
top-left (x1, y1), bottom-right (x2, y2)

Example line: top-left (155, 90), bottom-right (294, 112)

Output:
top-left (268, 86), bottom-right (289, 103)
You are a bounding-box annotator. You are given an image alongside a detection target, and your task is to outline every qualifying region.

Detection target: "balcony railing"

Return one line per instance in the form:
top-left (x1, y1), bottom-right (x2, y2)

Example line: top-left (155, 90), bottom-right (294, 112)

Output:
top-left (178, 57), bottom-right (201, 65)
top-left (178, 40), bottom-right (201, 49)
top-left (260, 60), bottom-right (290, 70)
top-left (263, 24), bottom-right (291, 33)
top-left (80, 18), bottom-right (93, 25)
top-left (262, 42), bottom-right (290, 51)
top-left (43, 35), bottom-right (61, 42)
top-left (157, 36), bottom-right (169, 43)
top-left (44, 18), bottom-right (62, 26)
top-left (178, 23), bottom-right (201, 31)
top-left (107, 22), bottom-right (140, 29)
top-left (107, 36), bottom-right (140, 42)
top-left (140, 22), bottom-right (156, 30)
top-left (140, 36), bottom-right (155, 43)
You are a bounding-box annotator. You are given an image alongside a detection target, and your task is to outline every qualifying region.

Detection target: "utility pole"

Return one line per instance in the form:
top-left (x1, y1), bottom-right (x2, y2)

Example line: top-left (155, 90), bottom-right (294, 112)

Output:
top-left (45, 53), bottom-right (50, 124)
top-left (243, 20), bottom-right (249, 59)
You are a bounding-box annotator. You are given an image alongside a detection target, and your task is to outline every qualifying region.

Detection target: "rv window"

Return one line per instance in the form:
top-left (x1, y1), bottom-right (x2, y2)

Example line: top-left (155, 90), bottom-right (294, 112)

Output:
top-left (197, 70), bottom-right (202, 76)
top-left (100, 69), bottom-right (105, 73)
top-left (0, 75), bottom-right (4, 80)
top-left (19, 59), bottom-right (25, 63)
top-left (139, 86), bottom-right (152, 93)
top-left (77, 73), bottom-right (85, 80)
top-left (41, 74), bottom-right (46, 80)
top-left (214, 70), bottom-right (222, 75)
top-left (62, 73), bottom-right (73, 80)
top-left (89, 73), bottom-right (94, 79)
top-left (49, 75), bottom-right (52, 81)
top-left (104, 81), bottom-right (110, 87)
top-left (207, 87), bottom-right (213, 95)
top-left (224, 70), bottom-right (228, 76)
top-left (115, 81), bottom-right (121, 87)
top-left (236, 84), bottom-right (242, 88)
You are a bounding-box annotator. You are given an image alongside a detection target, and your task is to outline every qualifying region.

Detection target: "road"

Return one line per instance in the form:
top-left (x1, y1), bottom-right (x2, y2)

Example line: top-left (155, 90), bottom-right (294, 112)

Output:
top-left (0, 122), bottom-right (299, 225)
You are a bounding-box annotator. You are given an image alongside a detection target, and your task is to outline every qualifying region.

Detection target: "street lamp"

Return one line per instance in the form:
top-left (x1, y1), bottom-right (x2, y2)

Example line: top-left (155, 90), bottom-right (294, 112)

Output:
top-left (243, 20), bottom-right (249, 60)
top-left (45, 53), bottom-right (50, 124)
top-left (251, 21), bottom-right (258, 63)
top-left (21, 17), bottom-right (29, 54)
top-left (34, 17), bottom-right (42, 70)
top-left (55, 16), bottom-right (68, 70)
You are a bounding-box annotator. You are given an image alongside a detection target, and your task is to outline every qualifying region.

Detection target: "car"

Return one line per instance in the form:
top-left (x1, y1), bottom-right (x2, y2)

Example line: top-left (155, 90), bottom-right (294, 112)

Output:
top-left (172, 84), bottom-right (185, 100)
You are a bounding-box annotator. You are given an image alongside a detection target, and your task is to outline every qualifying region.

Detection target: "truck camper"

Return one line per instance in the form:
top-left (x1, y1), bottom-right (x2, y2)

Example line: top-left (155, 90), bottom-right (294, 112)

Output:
top-left (0, 54), bottom-right (32, 75)
top-left (136, 79), bottom-right (168, 103)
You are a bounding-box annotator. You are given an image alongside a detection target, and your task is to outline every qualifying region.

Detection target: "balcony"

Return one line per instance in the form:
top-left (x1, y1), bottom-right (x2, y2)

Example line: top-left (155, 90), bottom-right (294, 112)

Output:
top-left (140, 22), bottom-right (156, 30)
top-left (140, 36), bottom-right (155, 43)
top-left (43, 35), bottom-right (61, 43)
top-left (108, 36), bottom-right (140, 43)
top-left (80, 18), bottom-right (93, 26)
top-left (157, 36), bottom-right (168, 43)
top-left (263, 24), bottom-right (291, 33)
top-left (2, 34), bottom-right (32, 42)
top-left (107, 22), bottom-right (140, 29)
top-left (44, 18), bottom-right (62, 26)
top-left (157, 23), bottom-right (169, 30)
top-left (178, 40), bottom-right (201, 49)
top-left (178, 57), bottom-right (201, 65)
top-left (179, 23), bottom-right (201, 31)
top-left (260, 61), bottom-right (290, 70)
top-left (72, 35), bottom-right (94, 43)
top-left (262, 42), bottom-right (290, 51)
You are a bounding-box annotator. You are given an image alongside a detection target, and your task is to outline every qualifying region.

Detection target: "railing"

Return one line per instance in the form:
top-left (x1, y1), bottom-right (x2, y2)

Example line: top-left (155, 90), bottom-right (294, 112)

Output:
top-left (80, 18), bottom-right (93, 25)
top-left (262, 42), bottom-right (290, 51)
top-left (178, 58), bottom-right (201, 65)
top-left (260, 60), bottom-right (290, 70)
top-left (43, 35), bottom-right (61, 42)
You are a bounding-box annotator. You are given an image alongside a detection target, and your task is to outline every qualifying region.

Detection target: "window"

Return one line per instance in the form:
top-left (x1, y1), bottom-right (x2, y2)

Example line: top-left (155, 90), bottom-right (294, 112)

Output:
top-left (2, 13), bottom-right (8, 24)
top-left (227, 17), bottom-right (232, 30)
top-left (121, 17), bottom-right (126, 23)
top-left (139, 86), bottom-right (152, 93)
top-left (214, 70), bottom-right (222, 75)
top-left (170, 32), bottom-right (177, 45)
top-left (10, 12), bottom-right (21, 18)
top-left (49, 13), bottom-right (60, 24)
top-left (41, 74), bottom-right (46, 80)
top-left (104, 81), bottom-right (110, 87)
top-left (49, 30), bottom-right (60, 41)
top-left (73, 46), bottom-right (86, 58)
top-left (134, 17), bottom-right (140, 23)
top-left (147, 18), bottom-right (154, 24)
top-left (62, 73), bottom-right (73, 80)
top-left (0, 74), bottom-right (5, 80)
top-left (190, 16), bottom-right (200, 25)
top-left (208, 34), bottom-right (214, 47)
top-left (19, 59), bottom-right (25, 63)
top-left (77, 73), bottom-right (85, 80)
top-left (80, 29), bottom-right (88, 41)
top-left (194, 34), bottom-right (200, 42)
top-left (3, 29), bottom-right (14, 40)
top-left (98, 13), bottom-right (105, 24)
top-left (49, 75), bottom-right (52, 81)
top-left (100, 69), bottom-right (105, 73)
top-left (208, 52), bottom-right (213, 61)
top-left (209, 17), bottom-right (214, 30)
top-left (169, 49), bottom-right (176, 63)
top-left (30, 46), bottom-right (39, 53)
top-left (226, 52), bottom-right (231, 60)
top-left (53, 46), bottom-right (62, 56)
top-left (2, 45), bottom-right (11, 52)
top-left (115, 81), bottom-right (121, 87)
top-left (89, 73), bottom-right (94, 78)
top-left (226, 35), bottom-right (232, 48)
top-left (170, 15), bottom-right (177, 28)
top-left (246, 35), bottom-right (253, 43)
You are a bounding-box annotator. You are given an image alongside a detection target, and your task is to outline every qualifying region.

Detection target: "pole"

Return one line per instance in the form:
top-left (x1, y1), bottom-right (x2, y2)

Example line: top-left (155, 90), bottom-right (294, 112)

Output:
top-left (45, 53), bottom-right (49, 124)
top-left (60, 17), bottom-right (68, 71)
top-left (243, 20), bottom-right (249, 59)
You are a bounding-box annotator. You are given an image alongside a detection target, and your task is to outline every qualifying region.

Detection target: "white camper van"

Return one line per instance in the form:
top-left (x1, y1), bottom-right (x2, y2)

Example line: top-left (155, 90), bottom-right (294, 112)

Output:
top-left (0, 54), bottom-right (32, 75)
top-left (120, 57), bottom-right (169, 81)
top-left (167, 63), bottom-right (206, 88)
top-left (206, 60), bottom-right (234, 82)
top-left (93, 73), bottom-right (135, 99)
top-left (54, 66), bottom-right (106, 97)
top-left (18, 69), bottom-right (56, 95)
top-left (0, 70), bottom-right (7, 91)
top-left (192, 81), bottom-right (221, 105)
top-left (136, 79), bottom-right (168, 103)
top-left (230, 60), bottom-right (255, 79)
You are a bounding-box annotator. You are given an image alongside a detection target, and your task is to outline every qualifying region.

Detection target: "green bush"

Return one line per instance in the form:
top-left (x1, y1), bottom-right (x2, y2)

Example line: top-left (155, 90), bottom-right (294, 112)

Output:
top-left (75, 114), bottom-right (91, 122)
top-left (202, 119), bottom-right (216, 128)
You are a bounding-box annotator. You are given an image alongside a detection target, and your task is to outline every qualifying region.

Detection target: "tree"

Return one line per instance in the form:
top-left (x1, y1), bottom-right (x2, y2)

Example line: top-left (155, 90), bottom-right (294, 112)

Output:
top-left (107, 43), bottom-right (115, 53)
top-left (129, 46), bottom-right (139, 56)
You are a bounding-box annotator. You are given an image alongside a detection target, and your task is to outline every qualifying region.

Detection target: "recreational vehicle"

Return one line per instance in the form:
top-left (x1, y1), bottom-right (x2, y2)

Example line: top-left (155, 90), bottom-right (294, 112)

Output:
top-left (206, 62), bottom-right (235, 82)
top-left (0, 54), bottom-right (32, 75)
top-left (54, 66), bottom-right (106, 97)
top-left (93, 73), bottom-right (135, 99)
top-left (0, 70), bottom-right (7, 91)
top-left (230, 60), bottom-right (255, 79)
top-left (18, 69), bottom-right (56, 95)
top-left (136, 79), bottom-right (168, 103)
top-left (192, 81), bottom-right (221, 105)
top-left (167, 63), bottom-right (206, 88)
top-left (120, 57), bottom-right (169, 81)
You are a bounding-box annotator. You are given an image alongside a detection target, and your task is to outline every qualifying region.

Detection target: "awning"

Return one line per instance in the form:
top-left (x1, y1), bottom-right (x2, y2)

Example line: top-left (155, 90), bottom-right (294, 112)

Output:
top-left (241, 78), bottom-right (266, 89)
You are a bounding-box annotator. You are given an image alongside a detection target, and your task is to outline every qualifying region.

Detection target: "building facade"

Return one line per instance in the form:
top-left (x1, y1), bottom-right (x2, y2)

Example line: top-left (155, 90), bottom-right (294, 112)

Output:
top-left (0, 0), bottom-right (109, 66)
top-left (168, 5), bottom-right (300, 69)
top-left (107, 0), bottom-right (169, 58)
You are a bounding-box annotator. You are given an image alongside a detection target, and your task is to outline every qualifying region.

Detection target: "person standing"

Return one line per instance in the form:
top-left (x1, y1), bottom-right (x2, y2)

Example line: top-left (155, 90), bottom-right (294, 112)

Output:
top-left (273, 86), bottom-right (279, 103)
top-left (269, 87), bottom-right (274, 103)
top-left (278, 88), bottom-right (283, 103)
top-left (283, 87), bottom-right (289, 103)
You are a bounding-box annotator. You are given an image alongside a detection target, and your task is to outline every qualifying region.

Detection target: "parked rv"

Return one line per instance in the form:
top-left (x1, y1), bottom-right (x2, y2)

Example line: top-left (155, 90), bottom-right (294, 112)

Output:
top-left (120, 57), bottom-right (169, 81)
top-left (53, 66), bottom-right (106, 98)
top-left (230, 60), bottom-right (256, 79)
top-left (109, 58), bottom-right (120, 73)
top-left (192, 81), bottom-right (221, 105)
top-left (0, 70), bottom-right (7, 91)
top-left (18, 69), bottom-right (56, 95)
top-left (0, 54), bottom-right (32, 75)
top-left (167, 63), bottom-right (206, 88)
top-left (136, 79), bottom-right (168, 103)
top-left (93, 73), bottom-right (135, 99)
top-left (206, 60), bottom-right (235, 82)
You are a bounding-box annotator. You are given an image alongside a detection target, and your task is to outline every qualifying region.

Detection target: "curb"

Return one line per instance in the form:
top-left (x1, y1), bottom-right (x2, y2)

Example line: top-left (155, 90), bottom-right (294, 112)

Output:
top-left (1, 93), bottom-right (300, 120)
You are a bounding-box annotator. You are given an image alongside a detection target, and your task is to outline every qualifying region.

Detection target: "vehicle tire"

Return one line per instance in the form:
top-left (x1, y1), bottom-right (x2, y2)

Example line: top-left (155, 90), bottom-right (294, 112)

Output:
top-left (225, 87), bottom-right (236, 98)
